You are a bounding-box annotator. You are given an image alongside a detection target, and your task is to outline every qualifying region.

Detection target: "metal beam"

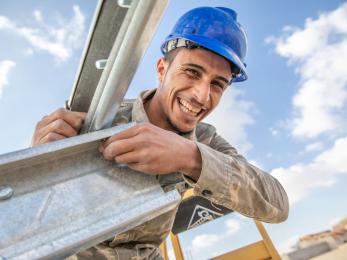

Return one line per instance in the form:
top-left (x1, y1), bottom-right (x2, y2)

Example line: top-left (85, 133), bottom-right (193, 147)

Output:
top-left (67, 0), bottom-right (129, 112)
top-left (0, 124), bottom-right (180, 259)
top-left (82, 0), bottom-right (168, 132)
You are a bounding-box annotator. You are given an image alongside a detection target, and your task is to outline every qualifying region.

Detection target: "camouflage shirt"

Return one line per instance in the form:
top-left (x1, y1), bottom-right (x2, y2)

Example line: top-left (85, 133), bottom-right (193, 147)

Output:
top-left (70, 89), bottom-right (289, 259)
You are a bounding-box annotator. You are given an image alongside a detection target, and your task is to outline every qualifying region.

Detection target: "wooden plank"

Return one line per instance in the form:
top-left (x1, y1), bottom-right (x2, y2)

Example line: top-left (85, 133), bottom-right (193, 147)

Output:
top-left (170, 232), bottom-right (184, 260)
top-left (212, 241), bottom-right (270, 260)
top-left (255, 220), bottom-right (281, 260)
top-left (160, 240), bottom-right (169, 260)
top-left (182, 188), bottom-right (194, 199)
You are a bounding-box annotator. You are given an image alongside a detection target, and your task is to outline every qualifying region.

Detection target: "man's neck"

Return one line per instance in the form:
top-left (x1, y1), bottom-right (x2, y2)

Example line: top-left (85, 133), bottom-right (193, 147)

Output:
top-left (144, 94), bottom-right (173, 132)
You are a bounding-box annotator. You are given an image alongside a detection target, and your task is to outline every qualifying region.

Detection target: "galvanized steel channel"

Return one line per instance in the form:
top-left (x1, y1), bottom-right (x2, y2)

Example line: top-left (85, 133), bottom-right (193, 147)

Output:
top-left (82, 0), bottom-right (168, 132)
top-left (0, 124), bottom-right (180, 259)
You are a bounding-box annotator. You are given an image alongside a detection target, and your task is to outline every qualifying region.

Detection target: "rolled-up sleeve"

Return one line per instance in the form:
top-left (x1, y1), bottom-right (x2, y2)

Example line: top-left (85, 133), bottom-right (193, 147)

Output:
top-left (183, 123), bottom-right (289, 223)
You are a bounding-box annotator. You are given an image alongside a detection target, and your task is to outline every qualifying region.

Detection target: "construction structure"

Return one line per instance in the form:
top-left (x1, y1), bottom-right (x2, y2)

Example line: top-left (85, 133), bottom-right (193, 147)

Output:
top-left (0, 1), bottom-right (282, 259)
top-left (282, 217), bottom-right (347, 260)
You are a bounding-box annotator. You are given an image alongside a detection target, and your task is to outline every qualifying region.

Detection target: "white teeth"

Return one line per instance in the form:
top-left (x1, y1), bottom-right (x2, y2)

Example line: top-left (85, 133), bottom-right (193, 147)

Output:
top-left (178, 98), bottom-right (201, 116)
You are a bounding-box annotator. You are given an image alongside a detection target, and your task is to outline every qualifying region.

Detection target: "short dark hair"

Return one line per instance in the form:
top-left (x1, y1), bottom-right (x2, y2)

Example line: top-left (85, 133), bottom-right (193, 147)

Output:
top-left (163, 48), bottom-right (181, 65)
top-left (163, 47), bottom-right (240, 77)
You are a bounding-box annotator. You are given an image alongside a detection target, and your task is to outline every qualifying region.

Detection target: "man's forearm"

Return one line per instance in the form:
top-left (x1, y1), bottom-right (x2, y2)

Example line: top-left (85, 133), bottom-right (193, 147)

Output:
top-left (179, 140), bottom-right (202, 182)
top-left (192, 140), bottom-right (289, 223)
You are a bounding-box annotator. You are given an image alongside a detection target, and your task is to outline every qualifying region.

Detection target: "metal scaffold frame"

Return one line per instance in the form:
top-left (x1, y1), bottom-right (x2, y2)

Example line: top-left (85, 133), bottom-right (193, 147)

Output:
top-left (0, 0), bottom-right (175, 259)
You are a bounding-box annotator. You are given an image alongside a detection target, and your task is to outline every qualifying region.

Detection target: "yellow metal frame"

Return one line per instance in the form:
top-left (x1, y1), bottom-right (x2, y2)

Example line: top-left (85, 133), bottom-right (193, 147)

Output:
top-left (160, 240), bottom-right (169, 260)
top-left (211, 220), bottom-right (281, 260)
top-left (160, 189), bottom-right (281, 260)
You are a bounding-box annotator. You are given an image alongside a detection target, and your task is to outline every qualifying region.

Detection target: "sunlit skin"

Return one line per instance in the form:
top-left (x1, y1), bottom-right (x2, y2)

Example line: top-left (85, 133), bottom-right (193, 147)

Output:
top-left (31, 48), bottom-right (233, 181)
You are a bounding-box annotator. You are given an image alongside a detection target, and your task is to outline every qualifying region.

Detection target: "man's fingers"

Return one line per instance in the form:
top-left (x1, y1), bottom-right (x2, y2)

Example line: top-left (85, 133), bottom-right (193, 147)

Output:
top-left (39, 119), bottom-right (78, 139)
top-left (39, 132), bottom-right (66, 144)
top-left (102, 122), bottom-right (155, 148)
top-left (102, 138), bottom-right (137, 160)
top-left (102, 125), bottom-right (140, 148)
top-left (114, 151), bottom-right (139, 164)
top-left (31, 108), bottom-right (86, 147)
top-left (115, 156), bottom-right (154, 174)
top-left (38, 108), bottom-right (86, 131)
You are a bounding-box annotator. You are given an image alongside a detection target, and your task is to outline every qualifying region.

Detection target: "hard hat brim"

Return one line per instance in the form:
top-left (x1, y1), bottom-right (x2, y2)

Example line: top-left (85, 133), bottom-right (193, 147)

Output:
top-left (162, 34), bottom-right (248, 82)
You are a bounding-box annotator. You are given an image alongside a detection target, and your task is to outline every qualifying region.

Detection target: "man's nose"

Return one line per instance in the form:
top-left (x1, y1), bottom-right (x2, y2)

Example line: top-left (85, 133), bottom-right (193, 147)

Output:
top-left (194, 81), bottom-right (210, 105)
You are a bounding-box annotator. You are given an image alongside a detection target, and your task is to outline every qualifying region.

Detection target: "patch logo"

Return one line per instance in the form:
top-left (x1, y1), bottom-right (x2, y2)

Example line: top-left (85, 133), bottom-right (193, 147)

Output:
top-left (187, 204), bottom-right (223, 230)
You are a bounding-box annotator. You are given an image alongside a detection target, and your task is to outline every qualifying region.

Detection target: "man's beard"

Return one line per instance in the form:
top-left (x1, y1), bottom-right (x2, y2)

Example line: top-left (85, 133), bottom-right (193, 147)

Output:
top-left (166, 116), bottom-right (193, 135)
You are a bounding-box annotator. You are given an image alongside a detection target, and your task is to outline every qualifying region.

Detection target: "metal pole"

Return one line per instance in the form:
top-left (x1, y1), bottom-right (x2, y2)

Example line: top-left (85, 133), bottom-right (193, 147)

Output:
top-left (67, 0), bottom-right (129, 112)
top-left (82, 0), bottom-right (168, 132)
top-left (79, 0), bottom-right (138, 127)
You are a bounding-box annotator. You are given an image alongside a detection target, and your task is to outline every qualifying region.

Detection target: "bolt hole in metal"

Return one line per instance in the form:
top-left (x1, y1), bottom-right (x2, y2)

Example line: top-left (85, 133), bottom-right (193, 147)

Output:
top-left (0, 186), bottom-right (13, 200)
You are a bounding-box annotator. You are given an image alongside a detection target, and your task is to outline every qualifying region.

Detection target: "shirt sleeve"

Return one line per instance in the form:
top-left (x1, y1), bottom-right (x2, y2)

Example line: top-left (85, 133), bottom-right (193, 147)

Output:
top-left (182, 123), bottom-right (289, 223)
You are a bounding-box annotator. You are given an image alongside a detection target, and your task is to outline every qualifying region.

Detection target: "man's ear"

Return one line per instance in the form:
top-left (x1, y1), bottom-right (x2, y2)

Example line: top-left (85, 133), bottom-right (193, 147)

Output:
top-left (156, 57), bottom-right (168, 83)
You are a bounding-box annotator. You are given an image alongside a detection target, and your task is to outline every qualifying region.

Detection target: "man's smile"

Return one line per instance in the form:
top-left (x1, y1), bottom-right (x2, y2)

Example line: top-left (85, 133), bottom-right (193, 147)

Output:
top-left (177, 97), bottom-right (204, 117)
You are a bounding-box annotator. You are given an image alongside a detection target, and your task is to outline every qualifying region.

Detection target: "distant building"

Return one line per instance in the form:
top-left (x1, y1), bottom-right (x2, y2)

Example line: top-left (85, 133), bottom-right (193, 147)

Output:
top-left (282, 217), bottom-right (347, 260)
top-left (332, 218), bottom-right (347, 239)
top-left (299, 229), bottom-right (341, 249)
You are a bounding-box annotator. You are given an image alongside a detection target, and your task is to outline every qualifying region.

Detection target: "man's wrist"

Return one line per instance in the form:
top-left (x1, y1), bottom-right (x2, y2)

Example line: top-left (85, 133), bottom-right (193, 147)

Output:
top-left (180, 140), bottom-right (202, 181)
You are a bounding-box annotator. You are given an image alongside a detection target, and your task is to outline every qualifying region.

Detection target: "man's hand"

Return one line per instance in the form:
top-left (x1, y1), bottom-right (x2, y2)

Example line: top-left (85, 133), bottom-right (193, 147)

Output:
top-left (31, 108), bottom-right (86, 146)
top-left (99, 122), bottom-right (202, 180)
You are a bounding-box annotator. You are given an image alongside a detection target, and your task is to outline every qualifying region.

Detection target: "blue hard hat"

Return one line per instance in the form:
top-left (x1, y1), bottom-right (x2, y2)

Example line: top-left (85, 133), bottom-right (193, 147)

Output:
top-left (161, 7), bottom-right (248, 82)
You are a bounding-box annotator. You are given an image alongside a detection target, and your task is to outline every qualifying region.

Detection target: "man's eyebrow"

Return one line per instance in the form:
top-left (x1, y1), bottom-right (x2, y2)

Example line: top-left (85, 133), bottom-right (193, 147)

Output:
top-left (183, 63), bottom-right (206, 73)
top-left (183, 63), bottom-right (230, 84)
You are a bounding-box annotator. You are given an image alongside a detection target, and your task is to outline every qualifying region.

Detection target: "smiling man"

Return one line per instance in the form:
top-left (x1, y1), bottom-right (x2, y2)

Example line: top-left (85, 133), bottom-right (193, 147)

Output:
top-left (32, 6), bottom-right (289, 260)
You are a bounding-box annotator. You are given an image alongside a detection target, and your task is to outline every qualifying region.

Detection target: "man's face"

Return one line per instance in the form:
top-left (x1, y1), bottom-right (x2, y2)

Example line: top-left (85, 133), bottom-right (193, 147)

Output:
top-left (156, 48), bottom-right (232, 133)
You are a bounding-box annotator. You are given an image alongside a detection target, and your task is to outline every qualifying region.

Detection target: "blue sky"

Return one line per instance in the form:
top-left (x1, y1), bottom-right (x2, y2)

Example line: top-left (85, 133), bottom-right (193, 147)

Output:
top-left (1, 0), bottom-right (347, 259)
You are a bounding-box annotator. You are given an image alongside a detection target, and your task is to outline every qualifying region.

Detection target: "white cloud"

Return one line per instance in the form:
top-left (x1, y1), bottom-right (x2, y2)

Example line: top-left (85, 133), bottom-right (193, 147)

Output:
top-left (278, 235), bottom-right (299, 253)
top-left (0, 16), bottom-right (12, 30)
top-left (191, 218), bottom-right (242, 252)
top-left (33, 10), bottom-right (43, 22)
top-left (225, 218), bottom-right (241, 235)
top-left (305, 141), bottom-right (323, 152)
top-left (0, 60), bottom-right (16, 97)
top-left (271, 136), bottom-right (347, 205)
top-left (191, 234), bottom-right (221, 249)
top-left (270, 127), bottom-right (279, 136)
top-left (316, 137), bottom-right (347, 172)
top-left (267, 3), bottom-right (347, 138)
top-left (205, 87), bottom-right (254, 154)
top-left (0, 5), bottom-right (85, 62)
top-left (23, 48), bottom-right (34, 56)
top-left (271, 163), bottom-right (334, 205)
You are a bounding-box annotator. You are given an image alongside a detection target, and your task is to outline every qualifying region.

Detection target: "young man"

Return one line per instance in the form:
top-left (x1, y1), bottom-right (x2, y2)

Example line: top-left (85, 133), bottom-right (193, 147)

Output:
top-left (32, 6), bottom-right (288, 260)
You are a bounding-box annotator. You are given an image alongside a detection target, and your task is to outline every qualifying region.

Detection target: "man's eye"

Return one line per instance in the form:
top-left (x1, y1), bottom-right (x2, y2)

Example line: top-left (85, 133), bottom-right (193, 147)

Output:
top-left (211, 80), bottom-right (226, 90)
top-left (185, 68), bottom-right (199, 77)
